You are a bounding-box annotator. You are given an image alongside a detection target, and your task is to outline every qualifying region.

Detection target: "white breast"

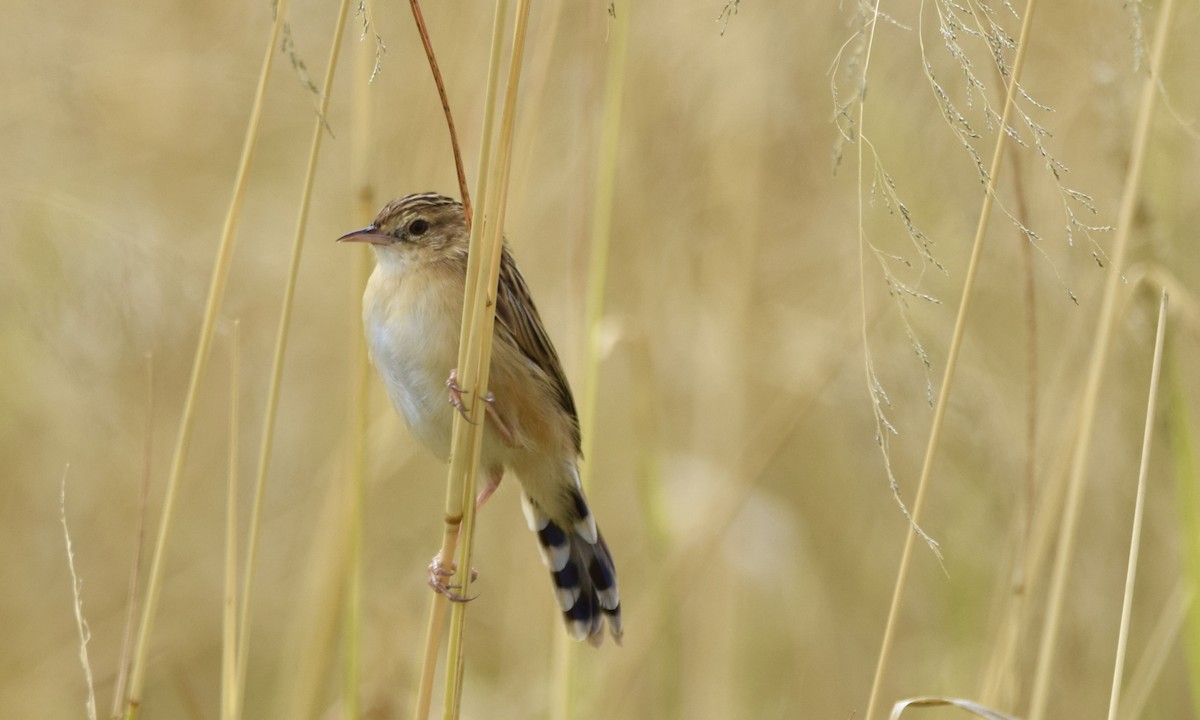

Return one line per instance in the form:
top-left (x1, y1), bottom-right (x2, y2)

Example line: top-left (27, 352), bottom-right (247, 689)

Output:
top-left (363, 266), bottom-right (459, 459)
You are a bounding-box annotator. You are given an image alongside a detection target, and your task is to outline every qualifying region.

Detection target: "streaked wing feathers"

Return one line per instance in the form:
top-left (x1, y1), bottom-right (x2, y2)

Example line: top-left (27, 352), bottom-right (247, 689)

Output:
top-left (494, 245), bottom-right (582, 453)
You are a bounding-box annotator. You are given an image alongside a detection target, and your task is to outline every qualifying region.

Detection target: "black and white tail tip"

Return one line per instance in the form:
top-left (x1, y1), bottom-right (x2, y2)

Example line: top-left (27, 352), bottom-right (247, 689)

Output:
top-left (522, 491), bottom-right (622, 646)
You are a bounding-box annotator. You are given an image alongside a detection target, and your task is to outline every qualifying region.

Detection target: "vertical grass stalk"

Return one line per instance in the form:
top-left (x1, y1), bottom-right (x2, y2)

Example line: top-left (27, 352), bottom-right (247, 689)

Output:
top-left (1168, 344), bottom-right (1200, 716)
top-left (413, 0), bottom-right (510, 717)
top-left (1027, 1), bottom-right (1176, 715)
top-left (1106, 290), bottom-right (1168, 720)
top-left (124, 3), bottom-right (290, 714)
top-left (861, 0), bottom-right (1040, 716)
top-left (111, 353), bottom-right (155, 718)
top-left (222, 322), bottom-right (241, 720)
top-left (553, 2), bottom-right (630, 718)
top-left (443, 2), bottom-right (533, 717)
top-left (342, 8), bottom-right (379, 717)
top-left (234, 0), bottom-right (354, 710)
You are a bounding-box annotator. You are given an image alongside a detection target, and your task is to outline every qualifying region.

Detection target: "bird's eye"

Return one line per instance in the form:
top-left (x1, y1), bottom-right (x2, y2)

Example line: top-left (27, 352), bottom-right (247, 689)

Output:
top-left (408, 219), bottom-right (430, 236)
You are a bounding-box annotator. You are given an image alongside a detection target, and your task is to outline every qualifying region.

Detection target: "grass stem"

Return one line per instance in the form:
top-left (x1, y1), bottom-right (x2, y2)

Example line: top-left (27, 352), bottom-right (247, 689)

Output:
top-left (862, 0), bottom-right (1040, 716)
top-left (1106, 290), bottom-right (1169, 720)
top-left (124, 3), bottom-right (290, 714)
top-left (1027, 0), bottom-right (1176, 715)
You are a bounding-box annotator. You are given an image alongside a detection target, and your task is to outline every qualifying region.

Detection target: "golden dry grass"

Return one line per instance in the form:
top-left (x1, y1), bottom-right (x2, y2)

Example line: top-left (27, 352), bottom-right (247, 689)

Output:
top-left (4, 1), bottom-right (1200, 719)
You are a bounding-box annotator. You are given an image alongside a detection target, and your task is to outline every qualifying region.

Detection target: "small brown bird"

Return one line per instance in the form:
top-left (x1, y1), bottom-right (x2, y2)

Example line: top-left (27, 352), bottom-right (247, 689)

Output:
top-left (339, 192), bottom-right (622, 645)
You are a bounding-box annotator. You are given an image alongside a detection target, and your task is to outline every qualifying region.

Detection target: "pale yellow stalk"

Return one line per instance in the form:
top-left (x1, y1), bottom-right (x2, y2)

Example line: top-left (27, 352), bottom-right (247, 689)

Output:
top-left (1106, 290), bottom-right (1169, 720)
top-left (414, 0), bottom-right (510, 716)
top-left (111, 353), bottom-right (154, 719)
top-left (554, 1), bottom-right (630, 717)
top-left (342, 7), bottom-right (378, 717)
top-left (124, 3), bottom-right (289, 715)
top-left (1027, 0), bottom-right (1176, 715)
top-left (862, 0), bottom-right (1039, 716)
top-left (234, 0), bottom-right (354, 711)
top-left (223, 322), bottom-right (240, 720)
top-left (443, 2), bottom-right (533, 718)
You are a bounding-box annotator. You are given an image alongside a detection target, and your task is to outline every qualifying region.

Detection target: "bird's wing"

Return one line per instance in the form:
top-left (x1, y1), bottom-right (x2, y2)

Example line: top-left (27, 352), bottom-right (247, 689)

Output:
top-left (493, 245), bottom-right (582, 453)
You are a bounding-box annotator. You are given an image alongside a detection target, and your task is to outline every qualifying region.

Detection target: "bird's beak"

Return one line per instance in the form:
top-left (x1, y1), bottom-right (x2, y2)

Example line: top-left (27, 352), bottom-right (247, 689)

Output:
top-left (337, 225), bottom-right (392, 245)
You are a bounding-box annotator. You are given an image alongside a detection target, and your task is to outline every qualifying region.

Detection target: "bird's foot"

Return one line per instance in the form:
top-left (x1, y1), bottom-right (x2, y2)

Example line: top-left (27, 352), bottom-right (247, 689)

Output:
top-left (428, 552), bottom-right (479, 603)
top-left (446, 369), bottom-right (495, 424)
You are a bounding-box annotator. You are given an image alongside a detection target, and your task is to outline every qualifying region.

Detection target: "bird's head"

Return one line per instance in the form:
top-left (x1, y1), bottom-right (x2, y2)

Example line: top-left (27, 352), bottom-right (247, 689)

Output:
top-left (338, 192), bottom-right (468, 267)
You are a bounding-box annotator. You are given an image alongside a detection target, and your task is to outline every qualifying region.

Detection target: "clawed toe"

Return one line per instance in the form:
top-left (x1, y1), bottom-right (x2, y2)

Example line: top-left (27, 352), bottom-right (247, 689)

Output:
top-left (428, 553), bottom-right (479, 603)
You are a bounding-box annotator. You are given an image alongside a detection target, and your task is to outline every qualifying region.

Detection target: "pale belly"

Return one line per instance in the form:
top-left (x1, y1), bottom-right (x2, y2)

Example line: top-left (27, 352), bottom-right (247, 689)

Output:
top-left (364, 279), bottom-right (460, 460)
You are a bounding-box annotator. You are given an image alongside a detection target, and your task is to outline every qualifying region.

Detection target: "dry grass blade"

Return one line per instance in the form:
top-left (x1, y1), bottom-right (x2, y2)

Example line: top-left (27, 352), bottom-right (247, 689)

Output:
top-left (342, 15), bottom-right (378, 719)
top-left (863, 0), bottom-right (1041, 716)
top-left (1118, 581), bottom-right (1191, 719)
top-left (1027, 0), bottom-right (1177, 716)
top-left (444, 1), bottom-right (533, 716)
top-left (554, 0), bottom-right (630, 716)
top-left (111, 354), bottom-right (155, 719)
top-left (235, 0), bottom-right (354, 710)
top-left (414, 1), bottom-right (510, 717)
top-left (60, 464), bottom-right (98, 720)
top-left (889, 696), bottom-right (1021, 720)
top-left (123, 3), bottom-right (291, 715)
top-left (223, 322), bottom-right (240, 720)
top-left (1105, 290), bottom-right (1168, 720)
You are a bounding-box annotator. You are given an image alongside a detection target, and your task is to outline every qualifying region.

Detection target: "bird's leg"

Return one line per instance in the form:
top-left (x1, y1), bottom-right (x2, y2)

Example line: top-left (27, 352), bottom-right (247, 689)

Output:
top-left (428, 551), bottom-right (477, 603)
top-left (446, 369), bottom-right (519, 447)
top-left (427, 466), bottom-right (503, 601)
top-left (477, 465), bottom-right (503, 509)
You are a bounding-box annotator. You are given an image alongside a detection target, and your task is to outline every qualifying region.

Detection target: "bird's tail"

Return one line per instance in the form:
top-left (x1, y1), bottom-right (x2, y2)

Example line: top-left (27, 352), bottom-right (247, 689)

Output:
top-left (521, 491), bottom-right (622, 646)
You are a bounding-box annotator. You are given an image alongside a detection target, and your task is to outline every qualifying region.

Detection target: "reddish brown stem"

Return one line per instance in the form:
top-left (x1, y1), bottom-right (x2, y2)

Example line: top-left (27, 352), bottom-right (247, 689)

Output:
top-left (408, 0), bottom-right (473, 228)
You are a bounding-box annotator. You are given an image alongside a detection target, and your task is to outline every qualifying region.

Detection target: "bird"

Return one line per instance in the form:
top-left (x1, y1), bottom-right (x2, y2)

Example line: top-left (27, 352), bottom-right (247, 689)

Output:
top-left (339, 192), bottom-right (622, 645)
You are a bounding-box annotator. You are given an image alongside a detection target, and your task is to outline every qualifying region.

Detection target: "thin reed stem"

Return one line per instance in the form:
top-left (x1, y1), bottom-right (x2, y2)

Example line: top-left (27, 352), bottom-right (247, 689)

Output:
top-left (1028, 0), bottom-right (1176, 715)
top-left (235, 0), bottom-right (353, 710)
top-left (862, 1), bottom-right (1039, 717)
top-left (1106, 290), bottom-right (1169, 720)
top-left (414, 1), bottom-right (510, 716)
top-left (408, 0), bottom-right (472, 224)
top-left (222, 322), bottom-right (241, 720)
top-left (111, 353), bottom-right (154, 719)
top-left (342, 10), bottom-right (378, 718)
top-left (553, 1), bottom-right (630, 717)
top-left (444, 2), bottom-right (533, 717)
top-left (124, 3), bottom-right (290, 714)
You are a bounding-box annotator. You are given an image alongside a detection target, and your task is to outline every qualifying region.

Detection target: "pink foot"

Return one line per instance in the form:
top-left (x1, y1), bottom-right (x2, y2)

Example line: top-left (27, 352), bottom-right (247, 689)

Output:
top-left (428, 551), bottom-right (479, 603)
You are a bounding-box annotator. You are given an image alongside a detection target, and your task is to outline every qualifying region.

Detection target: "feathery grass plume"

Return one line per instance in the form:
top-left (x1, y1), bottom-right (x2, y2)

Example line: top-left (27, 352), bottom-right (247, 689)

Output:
top-left (1106, 290), bottom-right (1168, 720)
top-left (355, 0), bottom-right (386, 84)
top-left (123, 3), bottom-right (291, 715)
top-left (1027, 0), bottom-right (1177, 716)
top-left (832, 0), bottom-right (944, 556)
top-left (236, 1), bottom-right (354, 713)
top-left (855, 0), bottom-right (1042, 716)
top-left (60, 464), bottom-right (98, 720)
top-left (919, 0), bottom-right (1111, 291)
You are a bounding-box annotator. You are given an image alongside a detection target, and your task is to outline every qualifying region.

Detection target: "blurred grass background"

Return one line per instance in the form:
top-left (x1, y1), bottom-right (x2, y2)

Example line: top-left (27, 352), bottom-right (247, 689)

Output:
top-left (3, 0), bottom-right (1200, 718)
